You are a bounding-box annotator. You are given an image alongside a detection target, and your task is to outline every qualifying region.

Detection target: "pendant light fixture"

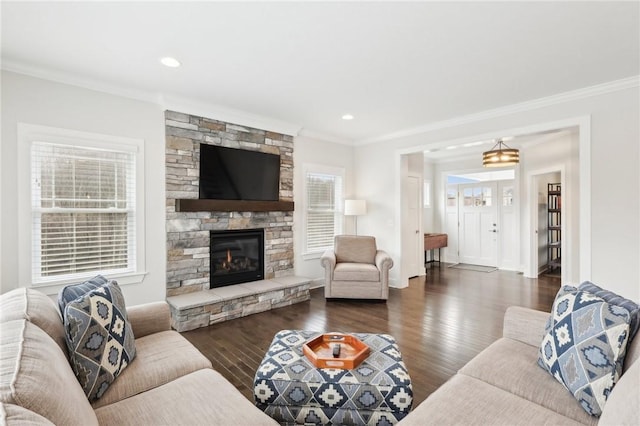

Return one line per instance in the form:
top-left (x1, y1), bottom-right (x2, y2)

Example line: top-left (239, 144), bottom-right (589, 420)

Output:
top-left (482, 139), bottom-right (519, 167)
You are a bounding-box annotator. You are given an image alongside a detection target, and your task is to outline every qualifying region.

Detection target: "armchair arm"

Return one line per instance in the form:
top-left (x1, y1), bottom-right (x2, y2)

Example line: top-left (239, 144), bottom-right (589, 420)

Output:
top-left (374, 250), bottom-right (393, 272)
top-left (127, 301), bottom-right (171, 338)
top-left (502, 306), bottom-right (550, 347)
top-left (320, 250), bottom-right (336, 273)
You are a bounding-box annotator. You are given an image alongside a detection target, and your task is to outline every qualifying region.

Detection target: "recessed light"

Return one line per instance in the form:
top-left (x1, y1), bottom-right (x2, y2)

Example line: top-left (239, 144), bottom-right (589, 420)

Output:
top-left (445, 145), bottom-right (458, 150)
top-left (160, 57), bottom-right (181, 68)
top-left (341, 114), bottom-right (354, 120)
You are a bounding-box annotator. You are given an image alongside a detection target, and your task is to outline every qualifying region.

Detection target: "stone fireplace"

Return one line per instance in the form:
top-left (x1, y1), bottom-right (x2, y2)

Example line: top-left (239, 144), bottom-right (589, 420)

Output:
top-left (165, 110), bottom-right (295, 298)
top-left (209, 228), bottom-right (264, 288)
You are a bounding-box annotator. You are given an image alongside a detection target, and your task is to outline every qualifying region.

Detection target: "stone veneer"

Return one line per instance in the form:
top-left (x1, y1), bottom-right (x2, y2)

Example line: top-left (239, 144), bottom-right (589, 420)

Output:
top-left (167, 276), bottom-right (310, 332)
top-left (165, 110), bottom-right (295, 298)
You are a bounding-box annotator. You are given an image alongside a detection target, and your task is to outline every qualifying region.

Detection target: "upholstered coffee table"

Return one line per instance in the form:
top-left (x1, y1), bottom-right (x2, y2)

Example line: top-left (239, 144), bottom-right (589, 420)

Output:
top-left (253, 330), bottom-right (413, 425)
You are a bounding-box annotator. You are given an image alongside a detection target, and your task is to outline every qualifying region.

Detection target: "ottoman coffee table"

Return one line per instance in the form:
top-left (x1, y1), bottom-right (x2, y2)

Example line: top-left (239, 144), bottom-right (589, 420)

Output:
top-left (253, 330), bottom-right (413, 425)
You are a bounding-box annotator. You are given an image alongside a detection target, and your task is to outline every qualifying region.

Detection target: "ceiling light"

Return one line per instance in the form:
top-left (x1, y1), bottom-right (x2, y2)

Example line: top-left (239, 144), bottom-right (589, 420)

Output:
top-left (464, 141), bottom-right (484, 147)
top-left (446, 146), bottom-right (458, 150)
top-left (160, 57), bottom-right (181, 68)
top-left (482, 139), bottom-right (519, 167)
top-left (342, 114), bottom-right (354, 120)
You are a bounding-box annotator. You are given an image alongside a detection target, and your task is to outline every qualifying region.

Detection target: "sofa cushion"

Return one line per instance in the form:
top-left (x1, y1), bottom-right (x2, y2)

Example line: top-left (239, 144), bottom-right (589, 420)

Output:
top-left (460, 338), bottom-right (597, 425)
top-left (0, 320), bottom-right (98, 426)
top-left (0, 288), bottom-right (67, 356)
top-left (333, 262), bottom-right (380, 282)
top-left (1, 402), bottom-right (55, 425)
top-left (398, 374), bottom-right (586, 426)
top-left (58, 274), bottom-right (109, 317)
top-left (94, 369), bottom-right (277, 425)
top-left (598, 357), bottom-right (640, 426)
top-left (334, 235), bottom-right (377, 264)
top-left (64, 281), bottom-right (136, 401)
top-left (91, 330), bottom-right (212, 408)
top-left (538, 290), bottom-right (631, 416)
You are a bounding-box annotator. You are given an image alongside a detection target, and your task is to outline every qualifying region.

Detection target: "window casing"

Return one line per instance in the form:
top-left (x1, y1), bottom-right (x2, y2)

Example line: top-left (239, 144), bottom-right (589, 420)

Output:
top-left (303, 165), bottom-right (344, 256)
top-left (18, 124), bottom-right (145, 292)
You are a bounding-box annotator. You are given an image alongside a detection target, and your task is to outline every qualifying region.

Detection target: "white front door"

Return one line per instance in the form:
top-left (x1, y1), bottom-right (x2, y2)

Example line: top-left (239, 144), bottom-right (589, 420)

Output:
top-left (458, 183), bottom-right (498, 266)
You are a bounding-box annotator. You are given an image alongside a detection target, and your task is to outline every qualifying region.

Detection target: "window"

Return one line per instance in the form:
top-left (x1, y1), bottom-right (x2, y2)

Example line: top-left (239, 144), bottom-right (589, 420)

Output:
top-left (423, 179), bottom-right (432, 208)
top-left (18, 124), bottom-right (145, 290)
top-left (303, 165), bottom-right (344, 255)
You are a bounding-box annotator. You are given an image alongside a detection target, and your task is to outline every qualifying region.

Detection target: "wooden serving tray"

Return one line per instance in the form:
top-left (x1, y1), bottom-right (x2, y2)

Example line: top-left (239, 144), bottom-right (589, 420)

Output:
top-left (302, 333), bottom-right (370, 369)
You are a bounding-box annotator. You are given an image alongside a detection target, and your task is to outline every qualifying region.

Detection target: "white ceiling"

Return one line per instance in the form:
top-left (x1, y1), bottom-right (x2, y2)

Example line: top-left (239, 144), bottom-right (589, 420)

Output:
top-left (2, 1), bottom-right (638, 144)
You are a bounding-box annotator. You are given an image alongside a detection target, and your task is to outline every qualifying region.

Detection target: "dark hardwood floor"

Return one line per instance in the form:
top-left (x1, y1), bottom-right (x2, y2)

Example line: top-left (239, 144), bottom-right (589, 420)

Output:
top-left (183, 266), bottom-right (560, 406)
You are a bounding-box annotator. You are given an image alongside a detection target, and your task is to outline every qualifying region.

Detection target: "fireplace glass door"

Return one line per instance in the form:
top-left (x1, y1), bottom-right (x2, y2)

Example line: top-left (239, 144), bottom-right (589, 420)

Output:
top-left (209, 229), bottom-right (264, 288)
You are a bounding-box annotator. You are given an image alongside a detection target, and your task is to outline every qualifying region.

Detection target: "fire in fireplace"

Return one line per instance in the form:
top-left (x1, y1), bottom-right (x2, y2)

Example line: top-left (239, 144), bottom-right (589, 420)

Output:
top-left (209, 228), bottom-right (264, 288)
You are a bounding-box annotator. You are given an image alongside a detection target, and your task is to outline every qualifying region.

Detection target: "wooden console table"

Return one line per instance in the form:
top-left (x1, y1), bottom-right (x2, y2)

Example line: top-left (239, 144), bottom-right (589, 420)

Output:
top-left (424, 233), bottom-right (448, 273)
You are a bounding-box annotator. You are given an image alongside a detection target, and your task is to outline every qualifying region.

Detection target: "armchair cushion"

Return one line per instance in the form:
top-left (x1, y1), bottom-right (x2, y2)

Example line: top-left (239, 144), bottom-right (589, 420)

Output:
top-left (333, 263), bottom-right (380, 282)
top-left (334, 235), bottom-right (376, 264)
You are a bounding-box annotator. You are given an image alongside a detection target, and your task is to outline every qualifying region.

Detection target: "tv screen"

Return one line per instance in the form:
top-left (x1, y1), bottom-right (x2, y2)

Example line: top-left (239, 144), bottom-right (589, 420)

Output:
top-left (199, 144), bottom-right (280, 201)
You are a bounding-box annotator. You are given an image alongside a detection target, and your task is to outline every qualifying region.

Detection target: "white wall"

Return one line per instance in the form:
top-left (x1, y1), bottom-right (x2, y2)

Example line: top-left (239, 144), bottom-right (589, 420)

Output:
top-left (354, 86), bottom-right (639, 301)
top-left (292, 135), bottom-right (354, 282)
top-left (0, 71), bottom-right (167, 305)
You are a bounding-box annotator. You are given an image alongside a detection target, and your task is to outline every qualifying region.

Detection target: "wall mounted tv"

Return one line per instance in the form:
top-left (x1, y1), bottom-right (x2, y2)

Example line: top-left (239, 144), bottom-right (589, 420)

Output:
top-left (199, 144), bottom-right (280, 201)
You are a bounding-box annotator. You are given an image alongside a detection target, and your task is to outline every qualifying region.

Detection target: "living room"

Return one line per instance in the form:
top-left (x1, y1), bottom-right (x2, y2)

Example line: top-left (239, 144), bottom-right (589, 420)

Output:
top-left (1, 2), bottom-right (639, 425)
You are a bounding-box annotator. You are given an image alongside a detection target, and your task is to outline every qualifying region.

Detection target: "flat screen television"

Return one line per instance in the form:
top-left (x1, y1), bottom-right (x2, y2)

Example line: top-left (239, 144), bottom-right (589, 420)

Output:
top-left (199, 144), bottom-right (280, 201)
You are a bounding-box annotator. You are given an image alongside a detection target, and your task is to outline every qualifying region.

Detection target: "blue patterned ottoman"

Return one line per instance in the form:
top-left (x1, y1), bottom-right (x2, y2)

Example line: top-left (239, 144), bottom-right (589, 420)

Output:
top-left (253, 330), bottom-right (413, 425)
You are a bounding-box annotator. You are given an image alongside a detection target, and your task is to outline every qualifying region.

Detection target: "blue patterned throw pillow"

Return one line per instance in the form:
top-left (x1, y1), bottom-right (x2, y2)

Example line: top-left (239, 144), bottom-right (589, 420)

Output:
top-left (538, 289), bottom-right (630, 416)
top-left (58, 275), bottom-right (109, 317)
top-left (578, 281), bottom-right (640, 341)
top-left (64, 280), bottom-right (136, 401)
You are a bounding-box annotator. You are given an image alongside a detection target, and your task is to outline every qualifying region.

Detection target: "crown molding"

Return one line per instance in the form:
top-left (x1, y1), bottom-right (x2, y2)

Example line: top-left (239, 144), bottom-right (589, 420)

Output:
top-left (2, 60), bottom-right (303, 136)
top-left (296, 128), bottom-right (354, 146)
top-left (355, 75), bottom-right (640, 146)
top-left (2, 59), bottom-right (161, 104)
top-left (159, 95), bottom-right (302, 136)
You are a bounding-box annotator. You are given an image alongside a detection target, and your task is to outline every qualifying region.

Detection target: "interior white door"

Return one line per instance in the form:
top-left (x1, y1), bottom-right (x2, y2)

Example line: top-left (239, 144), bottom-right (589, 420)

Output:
top-left (458, 183), bottom-right (498, 266)
top-left (407, 176), bottom-right (422, 277)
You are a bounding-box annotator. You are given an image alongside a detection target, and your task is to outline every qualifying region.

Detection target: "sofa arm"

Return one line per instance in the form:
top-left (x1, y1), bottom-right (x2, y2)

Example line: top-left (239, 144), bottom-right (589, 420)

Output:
top-left (502, 306), bottom-right (550, 347)
top-left (127, 301), bottom-right (171, 338)
top-left (374, 250), bottom-right (393, 272)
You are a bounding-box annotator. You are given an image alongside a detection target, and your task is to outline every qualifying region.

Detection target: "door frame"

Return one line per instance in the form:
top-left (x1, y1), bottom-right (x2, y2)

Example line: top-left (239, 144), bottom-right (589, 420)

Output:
top-left (394, 115), bottom-right (590, 287)
top-left (525, 165), bottom-right (566, 281)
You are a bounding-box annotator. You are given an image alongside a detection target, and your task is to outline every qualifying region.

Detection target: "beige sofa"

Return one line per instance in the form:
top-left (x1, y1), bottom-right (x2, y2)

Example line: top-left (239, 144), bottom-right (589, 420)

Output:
top-left (400, 306), bottom-right (640, 426)
top-left (321, 235), bottom-right (393, 300)
top-left (0, 288), bottom-right (276, 425)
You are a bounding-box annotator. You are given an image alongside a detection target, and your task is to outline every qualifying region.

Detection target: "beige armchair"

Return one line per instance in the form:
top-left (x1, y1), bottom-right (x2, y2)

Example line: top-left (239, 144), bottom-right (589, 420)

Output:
top-left (320, 235), bottom-right (394, 300)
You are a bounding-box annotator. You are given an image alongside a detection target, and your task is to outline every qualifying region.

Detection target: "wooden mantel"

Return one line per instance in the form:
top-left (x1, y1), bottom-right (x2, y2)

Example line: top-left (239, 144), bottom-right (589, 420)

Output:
top-left (175, 199), bottom-right (294, 212)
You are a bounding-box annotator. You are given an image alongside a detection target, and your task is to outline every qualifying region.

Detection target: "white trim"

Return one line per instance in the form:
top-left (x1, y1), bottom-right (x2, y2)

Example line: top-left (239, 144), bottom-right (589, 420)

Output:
top-left (29, 271), bottom-right (148, 296)
top-left (394, 115), bottom-right (591, 287)
top-left (2, 61), bottom-right (302, 137)
top-left (17, 123), bottom-right (147, 293)
top-left (297, 128), bottom-right (354, 146)
top-left (160, 94), bottom-right (302, 136)
top-left (525, 164), bottom-right (566, 281)
top-left (357, 76), bottom-right (639, 146)
top-left (301, 163), bottom-right (345, 257)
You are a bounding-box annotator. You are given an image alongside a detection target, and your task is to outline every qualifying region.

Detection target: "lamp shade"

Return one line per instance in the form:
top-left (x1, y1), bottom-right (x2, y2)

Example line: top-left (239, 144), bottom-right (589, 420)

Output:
top-left (344, 199), bottom-right (367, 216)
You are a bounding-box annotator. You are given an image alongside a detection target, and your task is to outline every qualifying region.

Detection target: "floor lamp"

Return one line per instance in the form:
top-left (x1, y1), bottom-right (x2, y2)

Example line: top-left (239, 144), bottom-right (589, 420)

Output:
top-left (344, 200), bottom-right (367, 235)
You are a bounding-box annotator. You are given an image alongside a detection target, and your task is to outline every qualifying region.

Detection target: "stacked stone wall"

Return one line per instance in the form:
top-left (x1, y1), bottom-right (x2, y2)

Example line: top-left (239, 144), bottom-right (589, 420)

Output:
top-left (165, 111), bottom-right (294, 297)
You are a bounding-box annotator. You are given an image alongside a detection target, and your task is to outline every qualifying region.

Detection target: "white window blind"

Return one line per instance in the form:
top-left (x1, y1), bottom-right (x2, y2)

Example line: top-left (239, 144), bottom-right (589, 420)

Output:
top-left (31, 142), bottom-right (136, 283)
top-left (305, 170), bottom-right (343, 253)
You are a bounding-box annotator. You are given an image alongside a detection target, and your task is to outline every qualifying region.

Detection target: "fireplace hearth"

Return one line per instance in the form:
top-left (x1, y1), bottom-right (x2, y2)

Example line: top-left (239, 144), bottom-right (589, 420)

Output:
top-left (210, 228), bottom-right (264, 288)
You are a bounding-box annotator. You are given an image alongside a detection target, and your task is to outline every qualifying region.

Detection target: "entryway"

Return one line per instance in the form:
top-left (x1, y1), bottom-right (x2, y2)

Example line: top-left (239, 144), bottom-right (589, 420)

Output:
top-left (444, 171), bottom-right (517, 270)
